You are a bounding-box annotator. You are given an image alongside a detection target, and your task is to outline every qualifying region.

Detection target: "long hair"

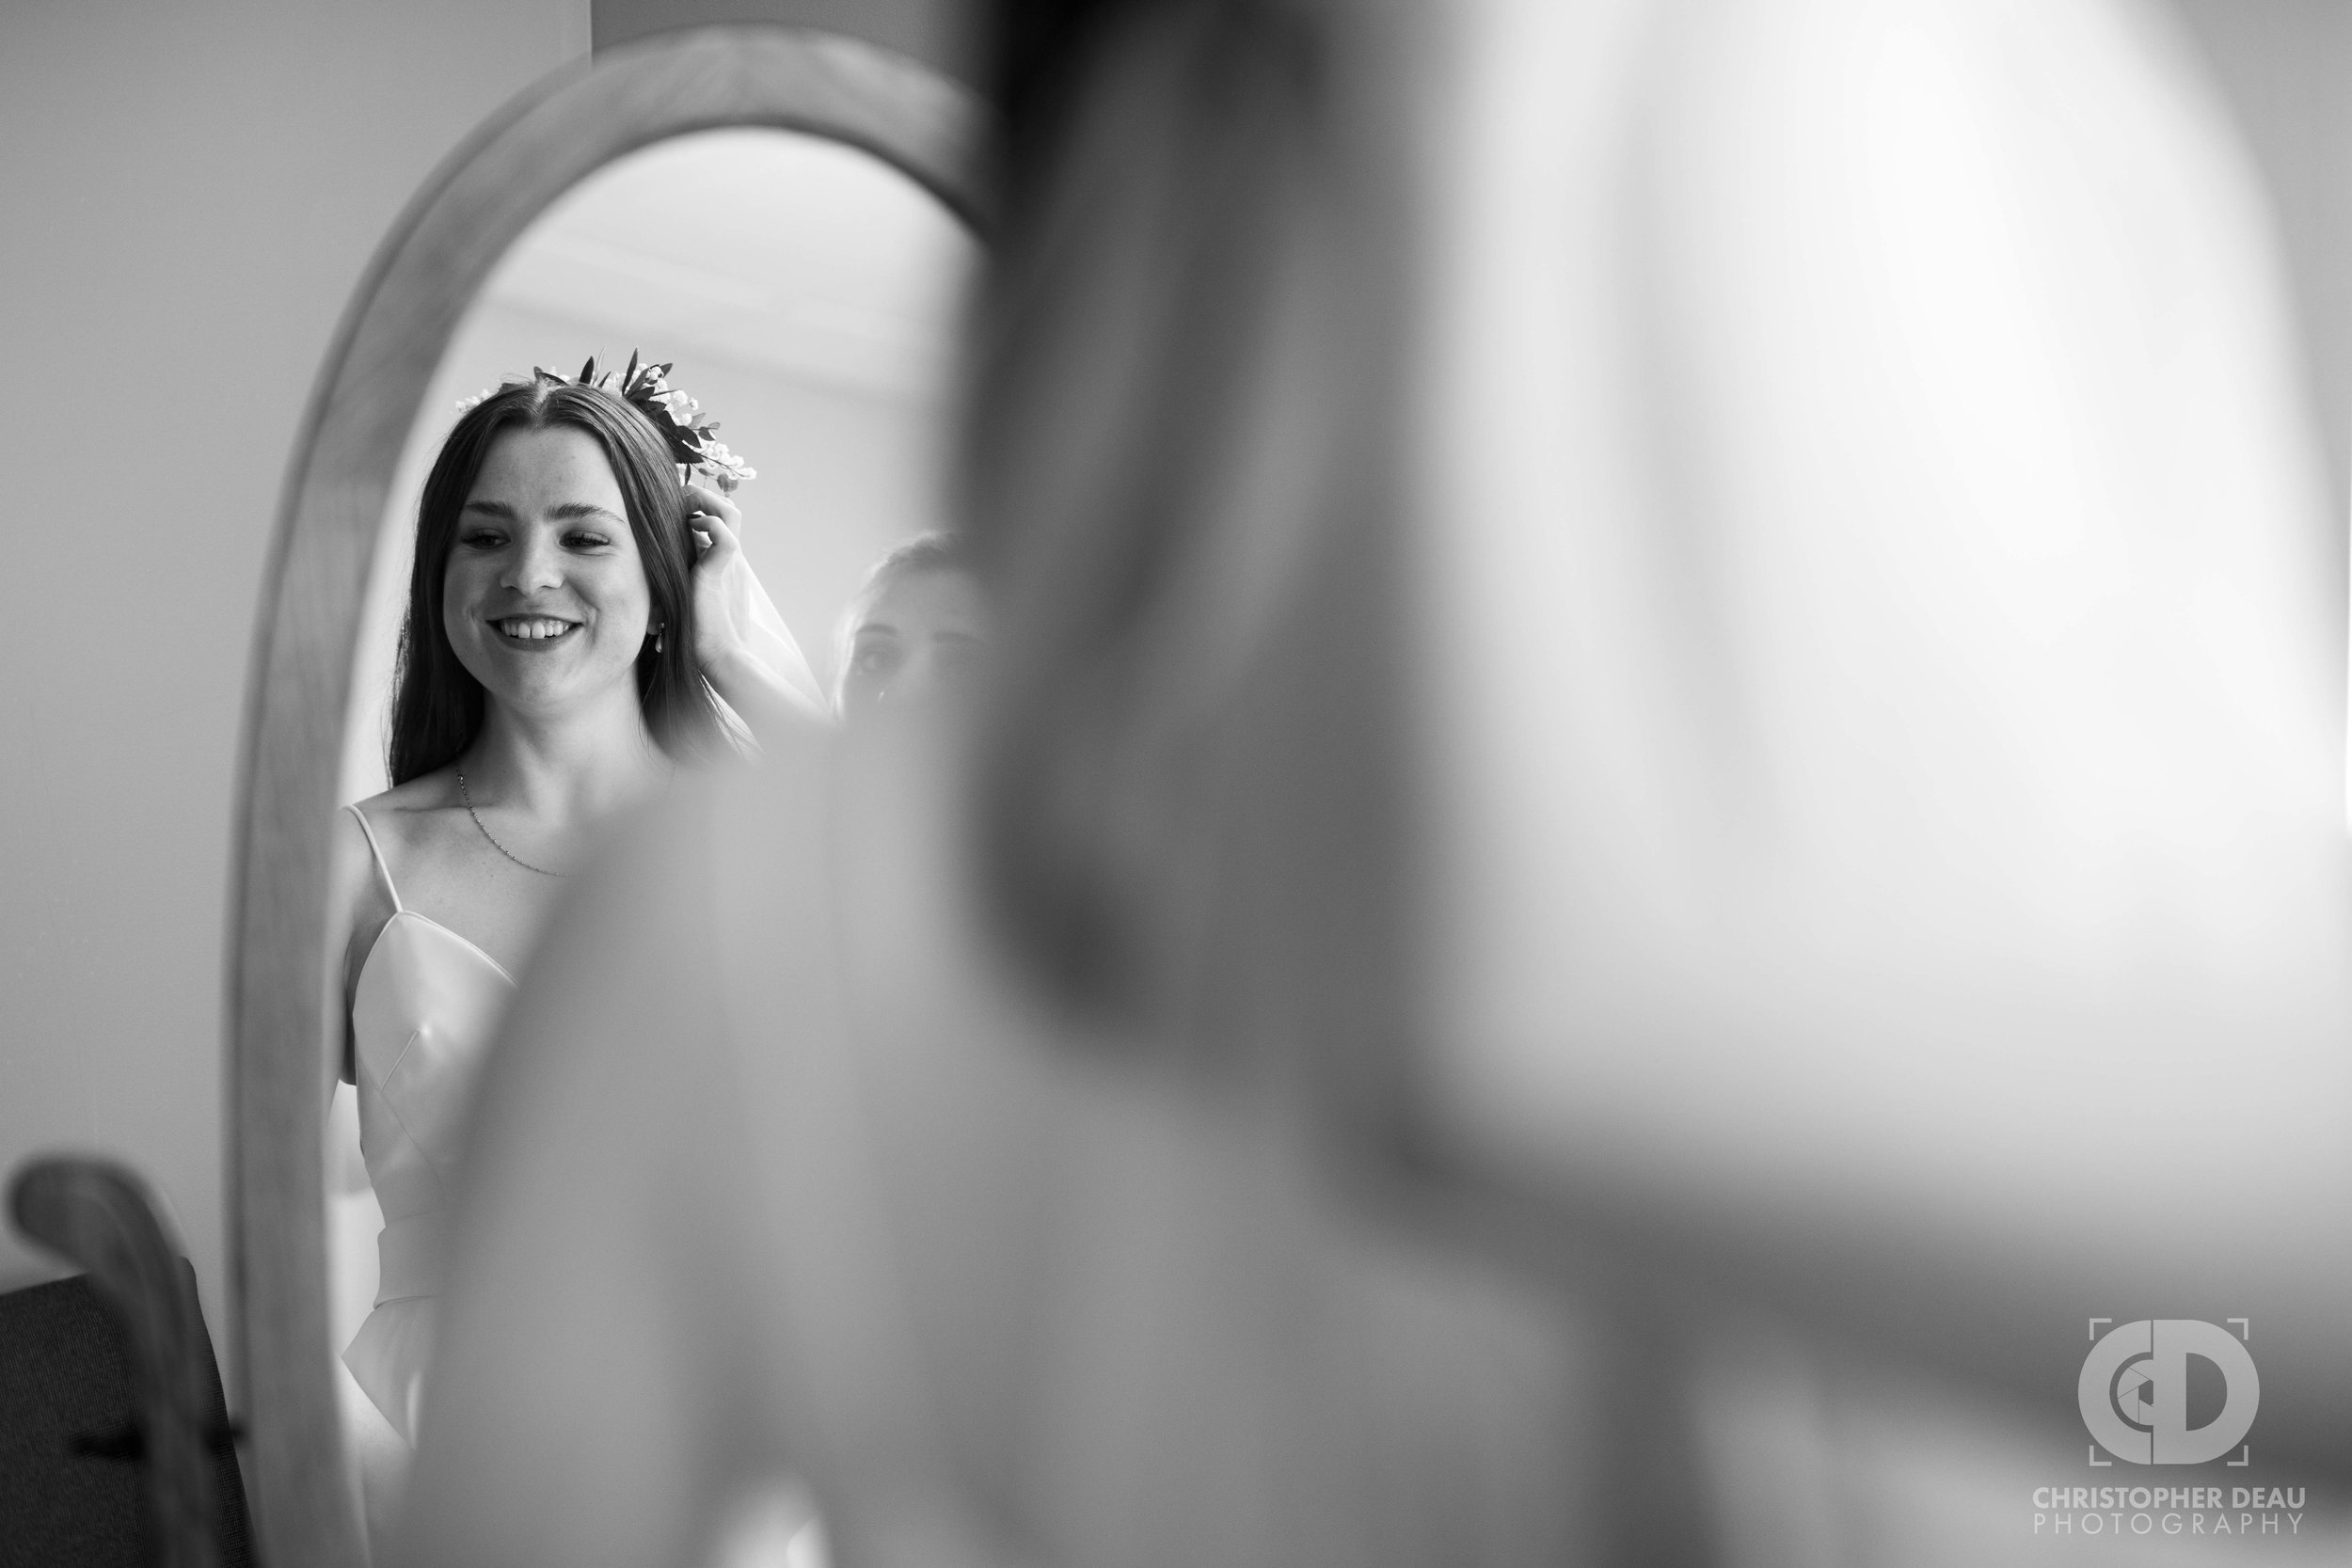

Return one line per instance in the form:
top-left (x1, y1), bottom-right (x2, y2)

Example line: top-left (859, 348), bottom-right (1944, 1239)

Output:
top-left (964, 0), bottom-right (1417, 1090)
top-left (387, 377), bottom-right (728, 784)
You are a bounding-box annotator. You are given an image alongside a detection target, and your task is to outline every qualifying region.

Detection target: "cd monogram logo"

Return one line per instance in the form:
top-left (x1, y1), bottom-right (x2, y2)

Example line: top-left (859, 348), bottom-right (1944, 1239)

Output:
top-left (2078, 1320), bottom-right (2259, 1465)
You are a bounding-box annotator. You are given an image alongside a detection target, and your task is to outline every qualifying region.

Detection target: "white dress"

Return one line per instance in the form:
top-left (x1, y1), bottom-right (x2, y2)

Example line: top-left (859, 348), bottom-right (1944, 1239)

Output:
top-left (342, 803), bottom-right (516, 1443)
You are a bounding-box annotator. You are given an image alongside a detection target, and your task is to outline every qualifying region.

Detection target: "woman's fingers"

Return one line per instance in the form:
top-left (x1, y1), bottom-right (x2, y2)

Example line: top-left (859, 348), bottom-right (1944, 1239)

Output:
top-left (685, 486), bottom-right (759, 671)
top-left (690, 508), bottom-right (742, 567)
top-left (683, 481), bottom-right (741, 530)
top-left (686, 483), bottom-right (746, 568)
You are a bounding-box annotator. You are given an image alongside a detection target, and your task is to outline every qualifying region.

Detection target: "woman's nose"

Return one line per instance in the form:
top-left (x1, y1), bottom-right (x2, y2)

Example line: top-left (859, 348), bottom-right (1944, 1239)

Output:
top-left (887, 655), bottom-right (931, 707)
top-left (502, 533), bottom-right (564, 593)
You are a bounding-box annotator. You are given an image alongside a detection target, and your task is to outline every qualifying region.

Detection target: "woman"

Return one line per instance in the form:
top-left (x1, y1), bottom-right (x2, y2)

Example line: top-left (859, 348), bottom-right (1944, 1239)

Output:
top-left (834, 531), bottom-right (987, 719)
top-left (328, 360), bottom-right (817, 1462)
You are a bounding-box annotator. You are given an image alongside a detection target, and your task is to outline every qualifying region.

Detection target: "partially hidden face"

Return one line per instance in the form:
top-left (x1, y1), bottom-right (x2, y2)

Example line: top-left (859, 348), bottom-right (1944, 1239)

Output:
top-left (444, 425), bottom-right (654, 716)
top-left (839, 565), bottom-right (986, 720)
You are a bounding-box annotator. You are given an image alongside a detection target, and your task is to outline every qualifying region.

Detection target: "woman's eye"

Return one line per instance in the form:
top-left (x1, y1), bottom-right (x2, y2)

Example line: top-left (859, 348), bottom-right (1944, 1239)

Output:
top-left (852, 644), bottom-right (900, 676)
top-left (459, 530), bottom-right (506, 549)
top-left (563, 530), bottom-right (612, 549)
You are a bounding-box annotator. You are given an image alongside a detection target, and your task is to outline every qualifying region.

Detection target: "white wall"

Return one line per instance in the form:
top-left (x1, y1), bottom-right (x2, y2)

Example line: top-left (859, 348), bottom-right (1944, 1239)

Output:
top-left (590, 0), bottom-right (971, 81)
top-left (0, 1), bottom-right (590, 1327)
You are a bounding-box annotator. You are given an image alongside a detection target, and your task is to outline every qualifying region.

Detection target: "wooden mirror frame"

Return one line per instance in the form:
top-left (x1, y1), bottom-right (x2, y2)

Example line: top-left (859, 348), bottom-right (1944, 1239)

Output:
top-left (227, 28), bottom-right (988, 1563)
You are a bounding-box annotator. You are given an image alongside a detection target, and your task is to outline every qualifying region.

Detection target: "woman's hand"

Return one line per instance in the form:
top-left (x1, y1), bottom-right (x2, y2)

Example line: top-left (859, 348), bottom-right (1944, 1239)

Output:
top-left (685, 482), bottom-right (758, 673)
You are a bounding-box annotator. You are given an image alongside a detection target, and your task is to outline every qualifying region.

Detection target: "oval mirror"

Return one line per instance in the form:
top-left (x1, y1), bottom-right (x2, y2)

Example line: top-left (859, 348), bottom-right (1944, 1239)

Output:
top-left (230, 29), bottom-right (986, 1565)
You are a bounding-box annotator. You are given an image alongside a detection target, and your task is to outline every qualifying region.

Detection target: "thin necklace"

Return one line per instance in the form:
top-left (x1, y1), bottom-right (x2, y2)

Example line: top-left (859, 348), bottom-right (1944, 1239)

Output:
top-left (456, 770), bottom-right (570, 879)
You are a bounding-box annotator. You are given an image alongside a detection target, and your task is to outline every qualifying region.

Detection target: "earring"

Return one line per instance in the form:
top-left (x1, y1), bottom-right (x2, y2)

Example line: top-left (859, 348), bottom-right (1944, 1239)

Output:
top-left (652, 623), bottom-right (666, 654)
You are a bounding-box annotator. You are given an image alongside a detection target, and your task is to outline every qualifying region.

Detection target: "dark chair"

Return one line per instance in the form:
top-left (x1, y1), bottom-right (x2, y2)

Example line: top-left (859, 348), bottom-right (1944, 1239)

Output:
top-left (2, 1157), bottom-right (252, 1568)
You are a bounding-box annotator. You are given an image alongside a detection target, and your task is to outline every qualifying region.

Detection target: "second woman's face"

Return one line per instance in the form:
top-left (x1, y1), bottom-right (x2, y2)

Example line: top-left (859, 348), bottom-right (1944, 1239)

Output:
top-left (840, 566), bottom-right (987, 721)
top-left (444, 426), bottom-right (653, 718)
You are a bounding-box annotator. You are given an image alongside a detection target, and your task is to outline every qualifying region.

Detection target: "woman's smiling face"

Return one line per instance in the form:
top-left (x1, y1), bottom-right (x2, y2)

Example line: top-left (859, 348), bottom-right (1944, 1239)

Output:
top-left (443, 425), bottom-right (653, 718)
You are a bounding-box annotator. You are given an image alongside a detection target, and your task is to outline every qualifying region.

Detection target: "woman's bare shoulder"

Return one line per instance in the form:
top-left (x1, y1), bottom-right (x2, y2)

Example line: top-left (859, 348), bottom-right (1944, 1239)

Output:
top-left (357, 768), bottom-right (460, 818)
top-left (351, 769), bottom-right (462, 853)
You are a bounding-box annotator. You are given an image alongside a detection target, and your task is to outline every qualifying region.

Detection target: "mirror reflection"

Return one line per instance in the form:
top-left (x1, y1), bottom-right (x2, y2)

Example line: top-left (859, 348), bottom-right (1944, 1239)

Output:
top-left (318, 127), bottom-right (976, 1550)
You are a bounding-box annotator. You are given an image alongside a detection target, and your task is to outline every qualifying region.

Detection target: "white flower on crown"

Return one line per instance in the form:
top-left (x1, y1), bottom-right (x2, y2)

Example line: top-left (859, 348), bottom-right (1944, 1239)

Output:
top-left (697, 441), bottom-right (755, 494)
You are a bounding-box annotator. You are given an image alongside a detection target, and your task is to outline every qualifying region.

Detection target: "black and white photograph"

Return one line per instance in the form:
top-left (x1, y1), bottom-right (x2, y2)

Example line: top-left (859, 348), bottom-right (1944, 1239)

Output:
top-left (6, 1), bottom-right (2352, 1563)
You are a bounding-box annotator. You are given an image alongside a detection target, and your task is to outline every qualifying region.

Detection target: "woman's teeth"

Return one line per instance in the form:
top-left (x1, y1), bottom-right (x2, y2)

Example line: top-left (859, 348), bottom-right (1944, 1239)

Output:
top-left (498, 618), bottom-right (575, 641)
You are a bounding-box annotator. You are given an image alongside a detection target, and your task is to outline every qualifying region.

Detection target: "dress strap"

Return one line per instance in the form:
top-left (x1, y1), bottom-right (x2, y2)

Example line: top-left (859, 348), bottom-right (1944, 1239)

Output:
top-left (345, 803), bottom-right (405, 913)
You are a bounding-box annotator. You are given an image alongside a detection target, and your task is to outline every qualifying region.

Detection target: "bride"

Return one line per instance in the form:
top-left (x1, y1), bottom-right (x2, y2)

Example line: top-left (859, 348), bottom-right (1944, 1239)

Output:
top-left (326, 358), bottom-right (818, 1477)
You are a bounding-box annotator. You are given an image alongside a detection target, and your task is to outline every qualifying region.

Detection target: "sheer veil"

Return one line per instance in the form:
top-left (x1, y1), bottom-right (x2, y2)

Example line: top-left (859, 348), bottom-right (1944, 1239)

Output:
top-left (729, 545), bottom-right (832, 730)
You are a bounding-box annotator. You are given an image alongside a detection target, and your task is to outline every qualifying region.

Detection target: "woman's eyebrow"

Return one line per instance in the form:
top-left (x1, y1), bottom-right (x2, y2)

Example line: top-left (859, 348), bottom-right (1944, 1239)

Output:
top-left (459, 499), bottom-right (624, 523)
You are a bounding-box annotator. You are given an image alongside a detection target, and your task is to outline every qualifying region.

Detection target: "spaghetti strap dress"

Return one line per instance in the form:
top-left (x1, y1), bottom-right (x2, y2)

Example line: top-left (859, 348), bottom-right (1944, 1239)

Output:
top-left (342, 803), bottom-right (517, 1443)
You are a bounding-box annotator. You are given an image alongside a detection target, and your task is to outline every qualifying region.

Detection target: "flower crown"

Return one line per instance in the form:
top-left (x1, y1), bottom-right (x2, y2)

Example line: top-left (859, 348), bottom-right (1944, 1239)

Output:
top-left (456, 352), bottom-right (756, 494)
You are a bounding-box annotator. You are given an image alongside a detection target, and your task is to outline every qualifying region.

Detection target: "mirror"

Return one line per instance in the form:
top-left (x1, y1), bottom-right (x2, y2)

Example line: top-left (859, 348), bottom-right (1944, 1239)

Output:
top-left (232, 30), bottom-right (987, 1567)
top-left (324, 123), bottom-right (976, 1550)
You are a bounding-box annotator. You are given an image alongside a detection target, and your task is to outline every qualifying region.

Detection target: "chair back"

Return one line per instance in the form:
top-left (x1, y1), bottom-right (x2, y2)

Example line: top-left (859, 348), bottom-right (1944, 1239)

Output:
top-left (8, 1156), bottom-right (251, 1568)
